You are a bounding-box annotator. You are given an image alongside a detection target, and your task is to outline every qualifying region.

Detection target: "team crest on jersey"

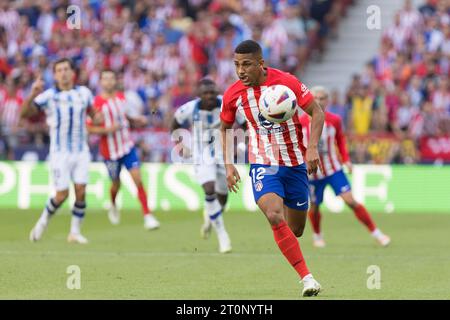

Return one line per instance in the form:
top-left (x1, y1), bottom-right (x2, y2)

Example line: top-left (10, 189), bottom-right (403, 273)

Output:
top-left (258, 112), bottom-right (274, 129)
top-left (254, 180), bottom-right (263, 192)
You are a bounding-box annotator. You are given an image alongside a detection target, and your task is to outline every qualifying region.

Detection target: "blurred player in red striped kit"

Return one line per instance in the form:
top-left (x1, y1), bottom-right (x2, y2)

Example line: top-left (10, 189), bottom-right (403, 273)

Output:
top-left (298, 86), bottom-right (391, 248)
top-left (87, 69), bottom-right (160, 230)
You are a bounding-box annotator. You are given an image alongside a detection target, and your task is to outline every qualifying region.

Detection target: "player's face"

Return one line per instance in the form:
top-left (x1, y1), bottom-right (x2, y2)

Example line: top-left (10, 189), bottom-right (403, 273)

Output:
top-left (233, 53), bottom-right (264, 87)
top-left (199, 84), bottom-right (218, 109)
top-left (314, 92), bottom-right (329, 110)
top-left (100, 72), bottom-right (117, 93)
top-left (53, 62), bottom-right (74, 88)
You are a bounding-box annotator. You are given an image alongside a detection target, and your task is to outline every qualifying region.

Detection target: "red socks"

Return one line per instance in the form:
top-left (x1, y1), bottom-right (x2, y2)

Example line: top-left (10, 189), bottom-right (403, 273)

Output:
top-left (308, 209), bottom-right (321, 234)
top-left (272, 221), bottom-right (310, 279)
top-left (137, 184), bottom-right (151, 216)
top-left (353, 204), bottom-right (376, 232)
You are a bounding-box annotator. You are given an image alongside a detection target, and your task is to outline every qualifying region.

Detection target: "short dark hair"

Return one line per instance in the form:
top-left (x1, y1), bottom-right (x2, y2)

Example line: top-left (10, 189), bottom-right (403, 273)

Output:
top-left (198, 77), bottom-right (216, 87)
top-left (53, 58), bottom-right (74, 72)
top-left (234, 40), bottom-right (262, 56)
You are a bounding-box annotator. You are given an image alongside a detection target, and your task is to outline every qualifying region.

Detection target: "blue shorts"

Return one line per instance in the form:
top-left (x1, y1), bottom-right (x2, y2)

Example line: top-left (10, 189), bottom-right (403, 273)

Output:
top-left (309, 170), bottom-right (351, 205)
top-left (104, 147), bottom-right (140, 181)
top-left (250, 163), bottom-right (310, 211)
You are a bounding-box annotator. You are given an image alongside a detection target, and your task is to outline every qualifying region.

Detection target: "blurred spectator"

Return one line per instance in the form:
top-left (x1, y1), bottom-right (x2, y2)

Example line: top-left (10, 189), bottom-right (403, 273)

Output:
top-left (327, 89), bottom-right (348, 128)
top-left (350, 85), bottom-right (373, 135)
top-left (345, 0), bottom-right (450, 163)
top-left (0, 76), bottom-right (23, 159)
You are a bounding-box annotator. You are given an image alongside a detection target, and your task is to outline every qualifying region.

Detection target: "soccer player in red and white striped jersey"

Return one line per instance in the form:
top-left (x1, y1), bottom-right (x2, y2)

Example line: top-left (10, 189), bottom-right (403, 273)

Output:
top-left (87, 70), bottom-right (160, 230)
top-left (0, 77), bottom-right (23, 159)
top-left (220, 40), bottom-right (325, 297)
top-left (298, 86), bottom-right (391, 248)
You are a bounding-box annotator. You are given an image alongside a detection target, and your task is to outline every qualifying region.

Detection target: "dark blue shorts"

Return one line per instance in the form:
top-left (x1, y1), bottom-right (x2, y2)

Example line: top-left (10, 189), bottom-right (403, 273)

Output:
top-left (309, 170), bottom-right (351, 205)
top-left (249, 163), bottom-right (310, 211)
top-left (104, 147), bottom-right (140, 180)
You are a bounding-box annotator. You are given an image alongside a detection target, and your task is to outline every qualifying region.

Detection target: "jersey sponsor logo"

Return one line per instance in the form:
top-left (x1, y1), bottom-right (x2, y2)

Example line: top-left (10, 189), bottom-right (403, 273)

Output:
top-left (254, 180), bottom-right (263, 192)
top-left (255, 120), bottom-right (287, 135)
top-left (301, 84), bottom-right (310, 98)
top-left (300, 84), bottom-right (307, 92)
top-left (258, 112), bottom-right (274, 129)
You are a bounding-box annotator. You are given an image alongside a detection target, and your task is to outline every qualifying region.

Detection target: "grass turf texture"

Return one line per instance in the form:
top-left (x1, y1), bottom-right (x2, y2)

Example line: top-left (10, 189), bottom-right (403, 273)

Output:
top-left (1, 208), bottom-right (450, 299)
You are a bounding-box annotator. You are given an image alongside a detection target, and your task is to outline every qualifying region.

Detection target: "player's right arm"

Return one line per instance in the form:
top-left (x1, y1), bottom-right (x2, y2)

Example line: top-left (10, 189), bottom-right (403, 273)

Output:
top-left (333, 115), bottom-right (352, 174)
top-left (220, 90), bottom-right (241, 193)
top-left (171, 101), bottom-right (194, 159)
top-left (20, 76), bottom-right (45, 118)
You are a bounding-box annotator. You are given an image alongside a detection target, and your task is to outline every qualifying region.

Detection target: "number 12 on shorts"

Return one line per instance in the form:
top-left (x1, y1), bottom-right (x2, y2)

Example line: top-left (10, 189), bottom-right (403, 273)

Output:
top-left (251, 167), bottom-right (266, 183)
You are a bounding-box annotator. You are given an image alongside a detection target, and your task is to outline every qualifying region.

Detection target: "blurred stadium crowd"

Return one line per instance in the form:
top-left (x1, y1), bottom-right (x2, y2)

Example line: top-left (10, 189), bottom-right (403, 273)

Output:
top-left (345, 0), bottom-right (450, 164)
top-left (0, 0), bottom-right (448, 164)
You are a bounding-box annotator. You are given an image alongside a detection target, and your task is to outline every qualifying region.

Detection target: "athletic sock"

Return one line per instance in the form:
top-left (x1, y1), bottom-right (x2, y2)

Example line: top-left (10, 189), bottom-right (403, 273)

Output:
top-left (204, 194), bottom-right (226, 233)
top-left (308, 208), bottom-right (321, 234)
top-left (38, 198), bottom-right (61, 225)
top-left (353, 204), bottom-right (376, 232)
top-left (272, 221), bottom-right (310, 279)
top-left (70, 201), bottom-right (86, 235)
top-left (137, 184), bottom-right (151, 216)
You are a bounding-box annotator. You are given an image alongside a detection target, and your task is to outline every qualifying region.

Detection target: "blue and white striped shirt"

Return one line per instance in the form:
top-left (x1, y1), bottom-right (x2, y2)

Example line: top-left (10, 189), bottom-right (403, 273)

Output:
top-left (34, 85), bottom-right (94, 154)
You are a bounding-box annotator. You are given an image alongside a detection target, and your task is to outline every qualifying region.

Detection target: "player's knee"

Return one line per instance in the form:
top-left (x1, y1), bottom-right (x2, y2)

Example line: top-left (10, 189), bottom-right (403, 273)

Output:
top-left (74, 186), bottom-right (86, 201)
top-left (203, 182), bottom-right (215, 196)
top-left (265, 209), bottom-right (284, 226)
top-left (292, 227), bottom-right (304, 238)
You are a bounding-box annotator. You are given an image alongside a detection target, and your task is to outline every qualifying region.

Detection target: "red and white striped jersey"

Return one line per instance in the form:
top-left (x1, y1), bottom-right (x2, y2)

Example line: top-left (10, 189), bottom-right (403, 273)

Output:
top-left (0, 91), bottom-right (22, 130)
top-left (298, 111), bottom-right (350, 180)
top-left (221, 67), bottom-right (314, 166)
top-left (91, 92), bottom-right (134, 160)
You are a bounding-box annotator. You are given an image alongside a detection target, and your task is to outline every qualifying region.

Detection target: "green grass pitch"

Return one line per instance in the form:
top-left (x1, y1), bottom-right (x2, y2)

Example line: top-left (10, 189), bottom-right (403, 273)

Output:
top-left (1, 208), bottom-right (450, 299)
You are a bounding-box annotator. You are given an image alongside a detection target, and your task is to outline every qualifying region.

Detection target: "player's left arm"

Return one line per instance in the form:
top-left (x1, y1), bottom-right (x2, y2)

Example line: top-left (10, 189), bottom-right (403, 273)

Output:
top-left (287, 75), bottom-right (325, 174)
top-left (220, 91), bottom-right (241, 193)
top-left (304, 100), bottom-right (325, 174)
top-left (334, 116), bottom-right (352, 173)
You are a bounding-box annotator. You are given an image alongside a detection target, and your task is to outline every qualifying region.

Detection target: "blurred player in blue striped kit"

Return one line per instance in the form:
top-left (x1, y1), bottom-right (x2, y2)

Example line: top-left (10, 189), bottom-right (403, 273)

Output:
top-left (171, 78), bottom-right (245, 253)
top-left (21, 58), bottom-right (101, 244)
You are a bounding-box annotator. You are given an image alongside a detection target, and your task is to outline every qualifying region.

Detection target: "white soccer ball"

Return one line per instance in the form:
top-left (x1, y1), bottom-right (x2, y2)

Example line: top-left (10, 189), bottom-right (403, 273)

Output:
top-left (258, 84), bottom-right (297, 123)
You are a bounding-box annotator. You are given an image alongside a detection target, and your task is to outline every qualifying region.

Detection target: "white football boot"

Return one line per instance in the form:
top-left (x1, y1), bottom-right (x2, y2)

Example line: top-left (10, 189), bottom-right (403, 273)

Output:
top-left (375, 234), bottom-right (391, 247)
top-left (144, 214), bottom-right (160, 230)
top-left (108, 205), bottom-right (120, 225)
top-left (301, 274), bottom-right (321, 297)
top-left (29, 220), bottom-right (48, 242)
top-left (218, 231), bottom-right (232, 253)
top-left (313, 233), bottom-right (326, 248)
top-left (67, 233), bottom-right (89, 244)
